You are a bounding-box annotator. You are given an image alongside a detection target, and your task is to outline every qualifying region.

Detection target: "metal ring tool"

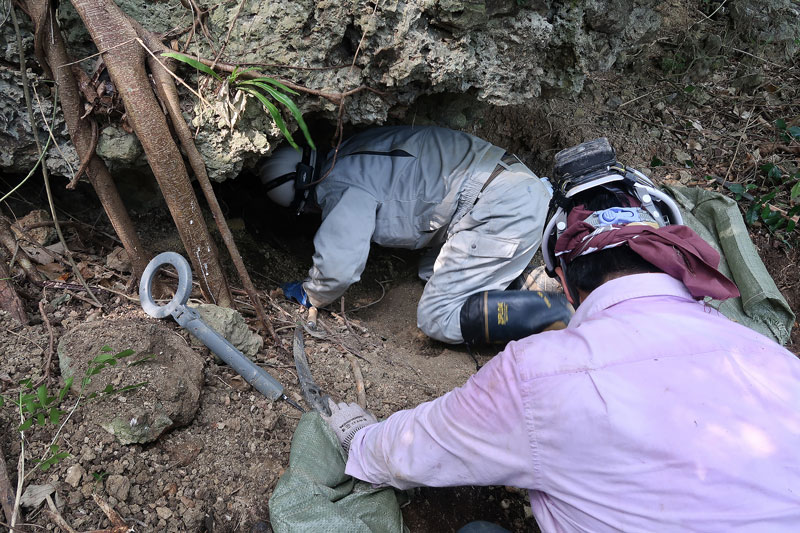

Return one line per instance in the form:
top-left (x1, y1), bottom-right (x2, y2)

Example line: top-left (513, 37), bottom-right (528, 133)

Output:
top-left (139, 252), bottom-right (303, 412)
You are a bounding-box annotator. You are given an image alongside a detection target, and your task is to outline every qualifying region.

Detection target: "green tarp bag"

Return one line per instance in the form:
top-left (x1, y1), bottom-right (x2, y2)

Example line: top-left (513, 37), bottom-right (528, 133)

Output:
top-left (665, 185), bottom-right (794, 344)
top-left (269, 412), bottom-right (404, 533)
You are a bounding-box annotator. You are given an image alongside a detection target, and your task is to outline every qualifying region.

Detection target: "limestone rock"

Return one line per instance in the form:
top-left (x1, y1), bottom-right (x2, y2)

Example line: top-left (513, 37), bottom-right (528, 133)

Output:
top-left (95, 124), bottom-right (145, 167)
top-left (65, 464), bottom-right (85, 488)
top-left (57, 318), bottom-right (205, 445)
top-left (2, 0), bottom-right (797, 182)
top-left (13, 209), bottom-right (57, 246)
top-left (105, 474), bottom-right (132, 502)
top-left (189, 303), bottom-right (263, 357)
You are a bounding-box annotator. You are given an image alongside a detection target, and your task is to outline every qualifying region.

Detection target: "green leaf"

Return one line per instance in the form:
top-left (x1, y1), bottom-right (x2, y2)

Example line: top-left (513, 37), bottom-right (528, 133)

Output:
top-left (788, 126), bottom-right (800, 140)
top-left (103, 384), bottom-right (115, 394)
top-left (245, 76), bottom-right (299, 96)
top-left (239, 87), bottom-right (299, 149)
top-left (788, 220), bottom-right (796, 232)
top-left (59, 377), bottom-right (73, 401)
top-left (775, 118), bottom-right (787, 131)
top-left (0, 396), bottom-right (4, 407)
top-left (114, 349), bottom-right (136, 359)
top-left (684, 85), bottom-right (695, 93)
top-left (760, 163), bottom-right (782, 182)
top-left (791, 181), bottom-right (800, 199)
top-left (18, 418), bottom-right (33, 431)
top-left (228, 66), bottom-right (259, 84)
top-left (161, 52), bottom-right (222, 80)
top-left (49, 408), bottom-right (61, 425)
top-left (20, 378), bottom-right (32, 388)
top-left (36, 385), bottom-right (48, 405)
top-left (728, 183), bottom-right (744, 194)
top-left (100, 345), bottom-right (113, 352)
top-left (239, 81), bottom-right (315, 149)
top-left (128, 353), bottom-right (157, 367)
top-left (118, 382), bottom-right (148, 393)
top-left (23, 397), bottom-right (36, 413)
top-left (93, 352), bottom-right (118, 364)
top-left (50, 444), bottom-right (59, 453)
top-left (36, 412), bottom-right (46, 426)
top-left (650, 156), bottom-right (664, 167)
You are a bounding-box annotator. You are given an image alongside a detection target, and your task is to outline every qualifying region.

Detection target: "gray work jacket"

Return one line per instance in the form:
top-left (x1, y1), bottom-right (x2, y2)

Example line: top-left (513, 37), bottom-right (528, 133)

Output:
top-left (303, 126), bottom-right (505, 308)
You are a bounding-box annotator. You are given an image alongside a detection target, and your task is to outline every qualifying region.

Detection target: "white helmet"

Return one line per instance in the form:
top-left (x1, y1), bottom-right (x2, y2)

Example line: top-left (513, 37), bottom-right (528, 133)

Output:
top-left (541, 138), bottom-right (684, 275)
top-left (259, 146), bottom-right (304, 207)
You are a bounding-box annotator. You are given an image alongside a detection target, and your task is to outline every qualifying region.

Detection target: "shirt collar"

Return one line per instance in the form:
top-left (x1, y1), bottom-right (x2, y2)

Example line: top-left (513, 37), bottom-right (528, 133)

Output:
top-left (570, 273), bottom-right (694, 327)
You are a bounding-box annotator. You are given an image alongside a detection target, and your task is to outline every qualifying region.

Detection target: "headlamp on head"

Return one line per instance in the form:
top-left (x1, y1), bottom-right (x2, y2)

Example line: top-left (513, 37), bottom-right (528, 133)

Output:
top-left (541, 137), bottom-right (683, 276)
top-left (260, 145), bottom-right (321, 214)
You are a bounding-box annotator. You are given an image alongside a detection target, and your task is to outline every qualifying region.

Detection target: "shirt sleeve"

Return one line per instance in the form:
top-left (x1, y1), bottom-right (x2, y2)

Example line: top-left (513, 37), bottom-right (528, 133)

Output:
top-left (344, 345), bottom-right (537, 490)
top-left (303, 187), bottom-right (379, 308)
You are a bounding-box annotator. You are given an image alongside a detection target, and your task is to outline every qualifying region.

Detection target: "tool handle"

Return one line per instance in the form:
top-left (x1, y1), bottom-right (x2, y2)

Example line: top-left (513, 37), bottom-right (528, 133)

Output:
top-left (181, 311), bottom-right (285, 401)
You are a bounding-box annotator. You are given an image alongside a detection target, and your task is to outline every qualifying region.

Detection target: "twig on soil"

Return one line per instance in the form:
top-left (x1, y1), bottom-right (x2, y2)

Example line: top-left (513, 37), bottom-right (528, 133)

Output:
top-left (345, 353), bottom-right (367, 409)
top-left (44, 494), bottom-right (78, 533)
top-left (35, 299), bottom-right (55, 386)
top-left (345, 279), bottom-right (388, 313)
top-left (0, 445), bottom-right (16, 530)
top-left (340, 297), bottom-right (357, 337)
top-left (723, 105), bottom-right (755, 183)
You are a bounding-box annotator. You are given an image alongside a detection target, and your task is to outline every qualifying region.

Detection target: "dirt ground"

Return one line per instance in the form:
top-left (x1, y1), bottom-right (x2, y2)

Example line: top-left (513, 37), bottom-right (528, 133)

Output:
top-left (2, 14), bottom-right (799, 532)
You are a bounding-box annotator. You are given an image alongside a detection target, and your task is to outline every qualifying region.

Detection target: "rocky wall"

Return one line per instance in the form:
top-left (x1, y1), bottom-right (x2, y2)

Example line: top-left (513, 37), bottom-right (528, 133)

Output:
top-left (1, 0), bottom-right (798, 182)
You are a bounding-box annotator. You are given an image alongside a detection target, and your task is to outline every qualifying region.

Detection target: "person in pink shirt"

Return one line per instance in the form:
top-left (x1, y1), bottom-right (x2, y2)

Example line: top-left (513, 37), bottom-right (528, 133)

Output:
top-left (322, 138), bottom-right (800, 532)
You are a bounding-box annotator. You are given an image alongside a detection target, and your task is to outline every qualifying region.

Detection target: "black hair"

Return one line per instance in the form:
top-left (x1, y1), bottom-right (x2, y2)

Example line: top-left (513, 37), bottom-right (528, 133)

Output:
top-left (564, 187), bottom-right (662, 295)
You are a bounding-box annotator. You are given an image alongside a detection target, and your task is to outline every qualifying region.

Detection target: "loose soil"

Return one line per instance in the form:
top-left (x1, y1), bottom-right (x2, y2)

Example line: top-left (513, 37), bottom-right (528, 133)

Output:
top-left (1, 17), bottom-right (799, 532)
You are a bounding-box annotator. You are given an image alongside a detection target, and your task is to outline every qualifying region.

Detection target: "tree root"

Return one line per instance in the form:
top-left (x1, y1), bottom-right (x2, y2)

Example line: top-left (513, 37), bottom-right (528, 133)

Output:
top-left (136, 27), bottom-right (276, 339)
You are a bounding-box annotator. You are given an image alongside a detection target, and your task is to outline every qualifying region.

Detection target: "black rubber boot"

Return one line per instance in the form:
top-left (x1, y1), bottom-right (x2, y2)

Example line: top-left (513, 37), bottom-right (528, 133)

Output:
top-left (459, 290), bottom-right (572, 345)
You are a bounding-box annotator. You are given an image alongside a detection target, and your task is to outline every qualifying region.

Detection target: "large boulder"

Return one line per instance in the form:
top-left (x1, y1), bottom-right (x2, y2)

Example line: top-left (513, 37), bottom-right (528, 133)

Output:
top-left (1, 0), bottom-right (798, 180)
top-left (57, 318), bottom-right (205, 445)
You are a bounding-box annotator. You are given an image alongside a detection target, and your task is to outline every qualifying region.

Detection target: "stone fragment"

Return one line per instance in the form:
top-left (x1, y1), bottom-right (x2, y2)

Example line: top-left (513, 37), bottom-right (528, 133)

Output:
top-left (189, 303), bottom-right (263, 356)
top-left (156, 506), bottom-right (174, 519)
top-left (106, 247), bottom-right (132, 273)
top-left (13, 209), bottom-right (57, 246)
top-left (65, 464), bottom-right (85, 488)
top-left (106, 474), bottom-right (131, 502)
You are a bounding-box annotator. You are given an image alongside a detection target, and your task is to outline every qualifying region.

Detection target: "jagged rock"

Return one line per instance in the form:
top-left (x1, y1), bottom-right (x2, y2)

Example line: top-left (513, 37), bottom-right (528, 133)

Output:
top-left (95, 124), bottom-right (145, 167)
top-left (2, 0), bottom-right (798, 181)
top-left (65, 464), bottom-right (85, 488)
top-left (189, 303), bottom-right (263, 357)
top-left (105, 474), bottom-right (131, 502)
top-left (57, 318), bottom-right (205, 445)
top-left (14, 209), bottom-right (57, 246)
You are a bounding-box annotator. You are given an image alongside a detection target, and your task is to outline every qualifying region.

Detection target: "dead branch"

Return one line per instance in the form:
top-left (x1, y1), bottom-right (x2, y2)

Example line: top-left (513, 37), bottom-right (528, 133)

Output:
top-left (345, 352), bottom-right (367, 409)
top-left (0, 256), bottom-right (28, 325)
top-left (21, 0), bottom-right (150, 283)
top-left (0, 216), bottom-right (42, 285)
top-left (35, 299), bottom-right (55, 385)
top-left (0, 436), bottom-right (18, 529)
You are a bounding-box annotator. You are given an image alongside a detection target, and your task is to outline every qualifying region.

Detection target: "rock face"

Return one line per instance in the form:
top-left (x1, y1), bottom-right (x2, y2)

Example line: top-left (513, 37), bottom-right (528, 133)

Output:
top-left (57, 318), bottom-right (205, 445)
top-left (2, 0), bottom-right (798, 181)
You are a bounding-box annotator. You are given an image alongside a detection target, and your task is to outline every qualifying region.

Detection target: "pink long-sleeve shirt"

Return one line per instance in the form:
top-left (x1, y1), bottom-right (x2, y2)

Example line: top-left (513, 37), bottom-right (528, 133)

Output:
top-left (346, 273), bottom-right (800, 532)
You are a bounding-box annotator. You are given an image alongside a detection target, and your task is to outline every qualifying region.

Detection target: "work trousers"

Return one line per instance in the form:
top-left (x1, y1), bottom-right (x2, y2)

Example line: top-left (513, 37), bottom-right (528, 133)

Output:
top-left (416, 165), bottom-right (550, 343)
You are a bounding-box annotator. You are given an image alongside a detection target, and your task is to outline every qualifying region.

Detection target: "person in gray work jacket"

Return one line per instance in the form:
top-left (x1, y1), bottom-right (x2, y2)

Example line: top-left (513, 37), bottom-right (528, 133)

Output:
top-left (260, 126), bottom-right (570, 344)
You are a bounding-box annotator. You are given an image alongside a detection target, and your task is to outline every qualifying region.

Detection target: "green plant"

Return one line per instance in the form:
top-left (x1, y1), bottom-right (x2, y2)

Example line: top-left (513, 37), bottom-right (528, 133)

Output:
top-left (0, 346), bottom-right (152, 472)
top-left (163, 52), bottom-right (315, 150)
top-left (742, 163), bottom-right (800, 235)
